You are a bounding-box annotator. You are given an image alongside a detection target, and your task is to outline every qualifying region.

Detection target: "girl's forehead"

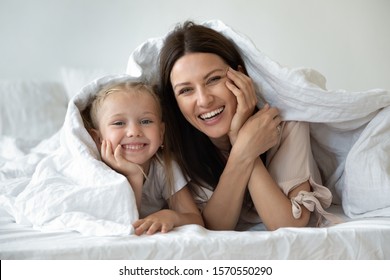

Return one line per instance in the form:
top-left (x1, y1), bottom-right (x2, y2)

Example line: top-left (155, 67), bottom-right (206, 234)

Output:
top-left (101, 89), bottom-right (161, 116)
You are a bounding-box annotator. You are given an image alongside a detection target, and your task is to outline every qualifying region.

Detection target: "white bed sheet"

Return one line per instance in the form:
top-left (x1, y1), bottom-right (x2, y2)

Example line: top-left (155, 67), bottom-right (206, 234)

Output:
top-left (1, 205), bottom-right (389, 260)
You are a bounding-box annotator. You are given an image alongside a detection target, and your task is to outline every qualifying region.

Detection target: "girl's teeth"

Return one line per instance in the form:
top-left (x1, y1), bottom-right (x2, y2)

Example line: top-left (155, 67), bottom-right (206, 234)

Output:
top-left (123, 144), bottom-right (144, 150)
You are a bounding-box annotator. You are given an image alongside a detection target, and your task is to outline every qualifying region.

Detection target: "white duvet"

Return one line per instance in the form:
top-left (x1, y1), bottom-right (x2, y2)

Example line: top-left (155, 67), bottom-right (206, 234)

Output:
top-left (0, 76), bottom-right (140, 236)
top-left (1, 20), bottom-right (390, 237)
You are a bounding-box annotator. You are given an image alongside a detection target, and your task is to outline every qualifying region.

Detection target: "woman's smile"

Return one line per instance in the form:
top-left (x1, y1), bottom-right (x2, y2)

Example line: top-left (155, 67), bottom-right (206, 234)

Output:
top-left (198, 106), bottom-right (225, 121)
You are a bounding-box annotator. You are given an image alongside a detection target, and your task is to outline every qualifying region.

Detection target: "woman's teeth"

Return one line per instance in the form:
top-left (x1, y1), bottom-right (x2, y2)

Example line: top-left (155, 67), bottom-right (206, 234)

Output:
top-left (199, 107), bottom-right (224, 120)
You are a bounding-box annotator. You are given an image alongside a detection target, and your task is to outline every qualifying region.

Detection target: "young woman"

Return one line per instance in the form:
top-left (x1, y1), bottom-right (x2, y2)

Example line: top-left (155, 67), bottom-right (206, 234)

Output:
top-left (158, 21), bottom-right (333, 231)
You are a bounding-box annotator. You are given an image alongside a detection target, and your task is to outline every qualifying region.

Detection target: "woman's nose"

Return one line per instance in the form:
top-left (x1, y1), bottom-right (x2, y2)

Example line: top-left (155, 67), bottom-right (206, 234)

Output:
top-left (196, 87), bottom-right (213, 107)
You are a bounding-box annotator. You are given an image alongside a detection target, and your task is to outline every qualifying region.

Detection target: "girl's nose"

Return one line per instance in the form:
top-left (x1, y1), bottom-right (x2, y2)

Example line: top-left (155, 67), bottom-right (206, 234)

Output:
top-left (126, 124), bottom-right (142, 137)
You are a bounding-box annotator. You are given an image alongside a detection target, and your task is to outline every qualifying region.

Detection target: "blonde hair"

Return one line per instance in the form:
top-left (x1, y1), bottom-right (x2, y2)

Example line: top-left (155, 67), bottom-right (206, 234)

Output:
top-left (82, 81), bottom-right (178, 207)
top-left (89, 82), bottom-right (162, 129)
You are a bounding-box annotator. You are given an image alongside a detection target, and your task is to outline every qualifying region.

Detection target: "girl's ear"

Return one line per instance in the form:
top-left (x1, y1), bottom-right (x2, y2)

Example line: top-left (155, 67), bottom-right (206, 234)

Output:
top-left (89, 128), bottom-right (102, 147)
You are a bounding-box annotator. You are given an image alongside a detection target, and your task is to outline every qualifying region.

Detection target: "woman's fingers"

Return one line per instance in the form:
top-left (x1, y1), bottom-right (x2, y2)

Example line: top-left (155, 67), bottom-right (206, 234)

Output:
top-left (226, 67), bottom-right (259, 144)
top-left (226, 67), bottom-right (257, 109)
top-left (234, 104), bottom-right (283, 158)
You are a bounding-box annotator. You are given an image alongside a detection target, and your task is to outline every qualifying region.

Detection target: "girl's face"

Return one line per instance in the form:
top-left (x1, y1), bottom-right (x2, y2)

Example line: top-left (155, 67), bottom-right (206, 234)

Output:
top-left (93, 90), bottom-right (164, 168)
top-left (170, 52), bottom-right (237, 141)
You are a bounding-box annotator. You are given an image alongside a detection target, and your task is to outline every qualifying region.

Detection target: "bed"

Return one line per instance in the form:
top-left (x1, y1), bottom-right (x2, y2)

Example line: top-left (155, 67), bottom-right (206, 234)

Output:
top-left (1, 20), bottom-right (390, 260)
top-left (0, 205), bottom-right (389, 259)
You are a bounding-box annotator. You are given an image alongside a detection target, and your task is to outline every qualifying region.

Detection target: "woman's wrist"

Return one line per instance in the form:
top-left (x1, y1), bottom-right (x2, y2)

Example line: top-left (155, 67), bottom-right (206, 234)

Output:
top-left (229, 142), bottom-right (257, 167)
top-left (223, 148), bottom-right (257, 188)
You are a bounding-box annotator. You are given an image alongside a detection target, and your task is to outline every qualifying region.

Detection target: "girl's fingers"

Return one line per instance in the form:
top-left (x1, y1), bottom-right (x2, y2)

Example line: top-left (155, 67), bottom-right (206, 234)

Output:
top-left (133, 220), bottom-right (163, 235)
top-left (133, 219), bottom-right (149, 235)
top-left (146, 222), bottom-right (162, 235)
top-left (113, 143), bottom-right (124, 162)
top-left (101, 139), bottom-right (110, 160)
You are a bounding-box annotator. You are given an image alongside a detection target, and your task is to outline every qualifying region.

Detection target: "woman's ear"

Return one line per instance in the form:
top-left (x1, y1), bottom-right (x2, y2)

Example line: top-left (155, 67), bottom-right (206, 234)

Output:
top-left (237, 65), bottom-right (244, 73)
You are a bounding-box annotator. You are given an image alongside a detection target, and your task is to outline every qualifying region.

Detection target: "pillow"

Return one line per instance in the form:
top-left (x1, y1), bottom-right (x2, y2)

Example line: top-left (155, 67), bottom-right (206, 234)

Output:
top-left (0, 80), bottom-right (68, 142)
top-left (61, 67), bottom-right (122, 100)
top-left (342, 106), bottom-right (390, 218)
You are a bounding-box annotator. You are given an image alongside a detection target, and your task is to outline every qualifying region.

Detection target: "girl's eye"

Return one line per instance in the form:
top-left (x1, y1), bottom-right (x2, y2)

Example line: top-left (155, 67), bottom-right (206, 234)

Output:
top-left (113, 121), bottom-right (125, 126)
top-left (140, 119), bottom-right (153, 125)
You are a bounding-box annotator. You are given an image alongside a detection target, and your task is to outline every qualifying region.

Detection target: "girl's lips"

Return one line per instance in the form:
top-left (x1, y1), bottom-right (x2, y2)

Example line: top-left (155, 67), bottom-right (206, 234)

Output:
top-left (198, 106), bottom-right (225, 120)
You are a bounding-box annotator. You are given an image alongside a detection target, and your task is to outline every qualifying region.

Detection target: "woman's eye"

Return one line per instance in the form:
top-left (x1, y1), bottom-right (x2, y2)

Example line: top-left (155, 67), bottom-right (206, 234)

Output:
top-left (207, 76), bottom-right (222, 84)
top-left (178, 87), bottom-right (192, 95)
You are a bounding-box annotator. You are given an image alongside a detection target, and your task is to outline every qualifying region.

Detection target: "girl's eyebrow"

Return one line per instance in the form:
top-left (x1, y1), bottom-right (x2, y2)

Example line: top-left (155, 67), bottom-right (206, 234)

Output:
top-left (173, 68), bottom-right (228, 90)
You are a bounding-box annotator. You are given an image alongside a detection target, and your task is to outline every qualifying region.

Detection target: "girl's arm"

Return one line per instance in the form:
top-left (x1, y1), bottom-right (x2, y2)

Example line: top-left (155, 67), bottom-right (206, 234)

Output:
top-left (132, 186), bottom-right (204, 235)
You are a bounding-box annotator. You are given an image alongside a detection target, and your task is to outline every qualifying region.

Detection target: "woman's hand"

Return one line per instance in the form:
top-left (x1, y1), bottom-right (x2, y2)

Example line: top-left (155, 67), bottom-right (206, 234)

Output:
top-left (233, 104), bottom-right (282, 160)
top-left (225, 67), bottom-right (257, 145)
top-left (132, 209), bottom-right (177, 235)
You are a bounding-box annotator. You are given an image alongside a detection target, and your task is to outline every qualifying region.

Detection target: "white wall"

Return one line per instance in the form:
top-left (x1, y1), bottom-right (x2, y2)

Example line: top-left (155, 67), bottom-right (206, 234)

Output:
top-left (0, 0), bottom-right (389, 91)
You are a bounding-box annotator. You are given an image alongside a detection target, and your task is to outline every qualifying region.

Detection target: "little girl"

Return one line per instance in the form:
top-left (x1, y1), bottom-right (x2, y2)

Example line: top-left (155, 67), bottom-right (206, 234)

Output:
top-left (82, 80), bottom-right (203, 235)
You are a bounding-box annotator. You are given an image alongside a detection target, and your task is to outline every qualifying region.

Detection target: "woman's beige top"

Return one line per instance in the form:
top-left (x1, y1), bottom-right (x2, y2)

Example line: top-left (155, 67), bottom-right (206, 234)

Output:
top-left (238, 121), bottom-right (342, 230)
top-left (197, 121), bottom-right (341, 231)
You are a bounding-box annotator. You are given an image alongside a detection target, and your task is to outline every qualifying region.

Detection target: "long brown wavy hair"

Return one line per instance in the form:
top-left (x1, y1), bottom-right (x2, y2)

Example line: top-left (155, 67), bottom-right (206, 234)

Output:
top-left (158, 21), bottom-right (252, 194)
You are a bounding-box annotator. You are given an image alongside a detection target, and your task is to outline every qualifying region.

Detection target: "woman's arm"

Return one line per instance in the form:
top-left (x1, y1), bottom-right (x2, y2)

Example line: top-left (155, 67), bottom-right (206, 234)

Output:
top-left (201, 149), bottom-right (255, 230)
top-left (202, 68), bottom-right (283, 230)
top-left (132, 186), bottom-right (204, 235)
top-left (248, 158), bottom-right (311, 230)
top-left (202, 105), bottom-right (282, 230)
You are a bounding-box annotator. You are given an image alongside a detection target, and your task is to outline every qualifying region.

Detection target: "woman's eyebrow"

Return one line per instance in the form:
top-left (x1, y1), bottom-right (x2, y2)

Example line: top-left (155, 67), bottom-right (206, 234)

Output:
top-left (173, 81), bottom-right (191, 90)
top-left (203, 68), bottom-right (228, 79)
top-left (173, 68), bottom-right (228, 90)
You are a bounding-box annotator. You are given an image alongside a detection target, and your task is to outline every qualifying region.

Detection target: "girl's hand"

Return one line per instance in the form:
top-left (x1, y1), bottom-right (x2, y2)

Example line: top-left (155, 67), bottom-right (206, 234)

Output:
top-left (233, 104), bottom-right (282, 160)
top-left (101, 140), bottom-right (144, 212)
top-left (225, 67), bottom-right (258, 145)
top-left (100, 140), bottom-right (144, 178)
top-left (132, 209), bottom-right (177, 235)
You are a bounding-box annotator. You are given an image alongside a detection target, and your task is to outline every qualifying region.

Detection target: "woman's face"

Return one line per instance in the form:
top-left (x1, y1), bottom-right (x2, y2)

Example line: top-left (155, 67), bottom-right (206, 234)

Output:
top-left (170, 52), bottom-right (237, 141)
